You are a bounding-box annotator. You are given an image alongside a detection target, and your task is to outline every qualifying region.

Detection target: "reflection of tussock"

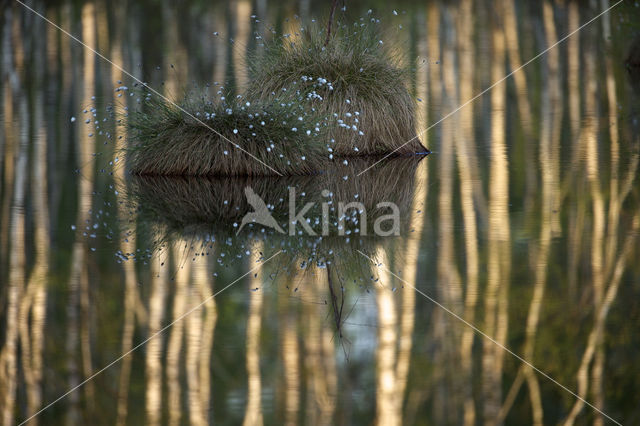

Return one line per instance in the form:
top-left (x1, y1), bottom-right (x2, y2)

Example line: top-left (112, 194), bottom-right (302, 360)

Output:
top-left (627, 35), bottom-right (640, 69)
top-left (130, 156), bottom-right (423, 237)
top-left (126, 156), bottom-right (425, 275)
top-left (131, 175), bottom-right (296, 230)
top-left (627, 35), bottom-right (640, 98)
top-left (318, 157), bottom-right (420, 226)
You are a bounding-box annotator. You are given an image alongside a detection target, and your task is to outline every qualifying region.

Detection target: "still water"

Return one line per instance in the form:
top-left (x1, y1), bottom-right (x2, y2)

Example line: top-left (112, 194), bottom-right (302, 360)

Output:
top-left (1, 0), bottom-right (640, 424)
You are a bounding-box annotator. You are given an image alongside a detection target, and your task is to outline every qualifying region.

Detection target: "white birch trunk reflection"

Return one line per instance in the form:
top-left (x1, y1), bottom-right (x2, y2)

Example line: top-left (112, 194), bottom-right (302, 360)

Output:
top-left (243, 246), bottom-right (264, 426)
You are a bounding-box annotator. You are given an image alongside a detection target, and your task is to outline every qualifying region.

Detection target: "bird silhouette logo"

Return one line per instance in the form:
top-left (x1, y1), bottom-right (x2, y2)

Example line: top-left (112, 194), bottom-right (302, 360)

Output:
top-left (236, 186), bottom-right (285, 235)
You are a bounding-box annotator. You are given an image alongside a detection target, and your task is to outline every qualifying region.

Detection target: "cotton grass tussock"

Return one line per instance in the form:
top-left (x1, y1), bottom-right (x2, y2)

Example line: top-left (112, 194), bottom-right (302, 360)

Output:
top-left (246, 19), bottom-right (427, 156)
top-left (126, 90), bottom-right (330, 176)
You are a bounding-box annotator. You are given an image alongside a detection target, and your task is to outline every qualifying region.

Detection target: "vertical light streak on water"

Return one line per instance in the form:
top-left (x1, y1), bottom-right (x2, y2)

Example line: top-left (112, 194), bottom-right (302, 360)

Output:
top-left (197, 254), bottom-right (217, 423)
top-left (517, 4), bottom-right (561, 425)
top-left (393, 162), bottom-right (428, 423)
top-left (145, 253), bottom-right (168, 426)
top-left (185, 256), bottom-right (205, 426)
top-left (303, 266), bottom-right (337, 425)
top-left (110, 2), bottom-right (141, 422)
top-left (374, 247), bottom-right (400, 426)
top-left (455, 1), bottom-right (479, 424)
top-left (483, 8), bottom-right (510, 423)
top-left (279, 274), bottom-right (301, 426)
top-left (243, 243), bottom-right (265, 426)
top-left (167, 240), bottom-right (191, 426)
top-left (1, 9), bottom-right (27, 422)
top-left (18, 9), bottom-right (49, 421)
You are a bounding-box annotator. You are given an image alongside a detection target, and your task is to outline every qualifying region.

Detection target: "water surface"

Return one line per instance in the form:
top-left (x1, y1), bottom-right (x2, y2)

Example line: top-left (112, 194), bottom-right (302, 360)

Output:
top-left (1, 1), bottom-right (640, 425)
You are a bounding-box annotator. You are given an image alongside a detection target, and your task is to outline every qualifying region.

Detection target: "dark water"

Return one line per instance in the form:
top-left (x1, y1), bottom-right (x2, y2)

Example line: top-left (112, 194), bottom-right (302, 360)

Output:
top-left (1, 0), bottom-right (640, 425)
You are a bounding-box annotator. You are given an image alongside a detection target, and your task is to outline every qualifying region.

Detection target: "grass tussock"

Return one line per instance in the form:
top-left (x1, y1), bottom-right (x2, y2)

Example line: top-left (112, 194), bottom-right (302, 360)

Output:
top-left (126, 91), bottom-right (330, 176)
top-left (246, 21), bottom-right (427, 156)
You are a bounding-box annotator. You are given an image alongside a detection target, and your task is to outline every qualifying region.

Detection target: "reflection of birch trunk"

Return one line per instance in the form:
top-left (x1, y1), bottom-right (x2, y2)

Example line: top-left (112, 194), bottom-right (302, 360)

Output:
top-left (500, 4), bottom-right (562, 422)
top-left (1, 91), bottom-right (27, 426)
top-left (0, 7), bottom-right (16, 279)
top-left (454, 0), bottom-right (487, 221)
top-left (415, 9), bottom-right (428, 133)
top-left (198, 256), bottom-right (217, 421)
top-left (454, 2), bottom-right (479, 423)
top-left (115, 266), bottom-right (137, 426)
top-left (427, 2), bottom-right (441, 115)
top-left (79, 254), bottom-right (93, 410)
top-left (426, 5), bottom-right (446, 422)
top-left (304, 269), bottom-right (337, 426)
top-left (440, 7), bottom-right (463, 317)
top-left (19, 78), bottom-right (50, 422)
top-left (212, 3), bottom-right (227, 85)
top-left (563, 4), bottom-right (639, 420)
top-left (380, 161), bottom-right (428, 424)
top-left (65, 232), bottom-right (81, 426)
top-left (304, 273), bottom-right (320, 426)
top-left (438, 10), bottom-right (464, 419)
top-left (521, 5), bottom-right (561, 423)
top-left (483, 14), bottom-right (510, 425)
top-left (565, 0), bottom-right (587, 300)
top-left (375, 248), bottom-right (400, 426)
top-left (320, 279), bottom-right (338, 426)
top-left (145, 254), bottom-right (168, 426)
top-left (562, 60), bottom-right (601, 420)
top-left (394, 160), bottom-right (427, 420)
top-left (279, 277), bottom-right (300, 426)
top-left (563, 217), bottom-right (638, 425)
top-left (594, 6), bottom-right (619, 421)
top-left (564, 215), bottom-right (640, 425)
top-left (567, 1), bottom-right (581, 143)
top-left (80, 3), bottom-right (97, 411)
top-left (233, 0), bottom-right (251, 90)
top-left (243, 250), bottom-right (264, 426)
top-left (187, 259), bottom-right (206, 426)
top-left (566, 1), bottom-right (584, 298)
top-left (503, 0), bottom-right (532, 137)
top-left (167, 241), bottom-right (190, 426)
top-left (601, 0), bottom-right (620, 273)
top-left (163, 10), bottom-right (190, 423)
top-left (543, 1), bottom-right (562, 237)
top-left (584, 27), bottom-right (607, 426)
top-left (65, 5), bottom-right (98, 421)
top-left (112, 21), bottom-right (140, 424)
top-left (162, 3), bottom-right (187, 100)
top-left (503, 0), bottom-right (536, 213)
top-left (562, 142), bottom-right (639, 423)
top-left (15, 17), bottom-right (48, 421)
top-left (185, 257), bottom-right (216, 426)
